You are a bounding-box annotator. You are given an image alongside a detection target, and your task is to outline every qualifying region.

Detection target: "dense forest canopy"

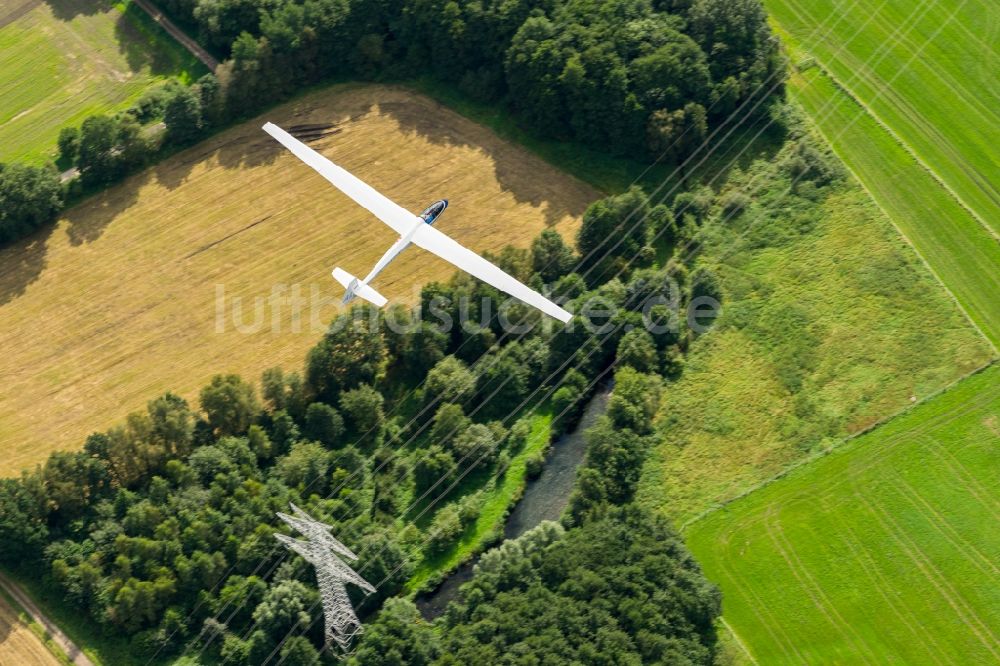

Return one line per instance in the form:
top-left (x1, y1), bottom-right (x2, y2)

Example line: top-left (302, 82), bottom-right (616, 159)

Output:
top-left (201, 0), bottom-right (783, 156)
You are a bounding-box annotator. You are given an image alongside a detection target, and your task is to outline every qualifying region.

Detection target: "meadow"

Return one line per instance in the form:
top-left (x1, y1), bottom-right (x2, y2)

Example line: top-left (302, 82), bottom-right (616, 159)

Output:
top-left (637, 148), bottom-right (993, 524)
top-left (0, 83), bottom-right (596, 477)
top-left (686, 364), bottom-right (1000, 664)
top-left (763, 0), bottom-right (1000, 236)
top-left (0, 0), bottom-right (205, 165)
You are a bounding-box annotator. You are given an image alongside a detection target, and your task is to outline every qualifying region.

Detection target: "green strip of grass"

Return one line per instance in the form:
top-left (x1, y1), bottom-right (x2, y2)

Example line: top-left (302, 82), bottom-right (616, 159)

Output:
top-left (0, 584), bottom-right (73, 666)
top-left (405, 406), bottom-right (553, 594)
top-left (686, 364), bottom-right (1000, 664)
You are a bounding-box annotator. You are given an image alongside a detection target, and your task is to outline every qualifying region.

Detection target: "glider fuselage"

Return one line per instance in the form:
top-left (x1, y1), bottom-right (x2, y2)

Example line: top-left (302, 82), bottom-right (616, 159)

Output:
top-left (344, 199), bottom-right (449, 303)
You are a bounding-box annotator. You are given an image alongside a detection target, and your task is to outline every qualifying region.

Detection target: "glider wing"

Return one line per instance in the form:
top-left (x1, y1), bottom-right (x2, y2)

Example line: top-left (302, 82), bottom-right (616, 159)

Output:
top-left (411, 223), bottom-right (572, 323)
top-left (262, 122), bottom-right (419, 235)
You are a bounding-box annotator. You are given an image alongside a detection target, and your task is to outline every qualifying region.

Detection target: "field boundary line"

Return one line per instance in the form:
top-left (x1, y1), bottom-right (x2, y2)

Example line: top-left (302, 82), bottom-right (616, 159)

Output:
top-left (0, 585), bottom-right (72, 666)
top-left (680, 360), bottom-right (997, 532)
top-left (789, 65), bottom-right (1000, 354)
top-left (720, 617), bottom-right (760, 665)
top-left (0, 571), bottom-right (95, 666)
top-left (781, 27), bottom-right (999, 242)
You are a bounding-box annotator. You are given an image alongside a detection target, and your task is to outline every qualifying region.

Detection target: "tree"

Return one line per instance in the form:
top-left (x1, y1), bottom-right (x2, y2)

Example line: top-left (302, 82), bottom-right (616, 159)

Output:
top-left (646, 102), bottom-right (708, 163)
top-left (551, 368), bottom-right (588, 432)
top-left (616, 328), bottom-right (658, 373)
top-left (250, 580), bottom-right (314, 637)
top-left (475, 347), bottom-right (530, 420)
top-left (0, 163), bottom-right (63, 244)
top-left (199, 374), bottom-right (259, 436)
top-left (147, 392), bottom-right (194, 457)
top-left (261, 367), bottom-right (287, 411)
top-left (349, 598), bottom-right (439, 665)
top-left (430, 403), bottom-right (470, 447)
top-left (530, 228), bottom-right (576, 284)
top-left (279, 636), bottom-right (319, 665)
top-left (426, 504), bottom-right (462, 555)
top-left (413, 445), bottom-right (454, 495)
top-left (77, 115), bottom-right (120, 186)
top-left (0, 478), bottom-right (48, 563)
top-left (164, 86), bottom-right (204, 145)
top-left (588, 417), bottom-right (646, 503)
top-left (306, 313), bottom-right (387, 402)
top-left (576, 187), bottom-right (650, 281)
top-left (303, 402), bottom-right (344, 447)
top-left (276, 441), bottom-right (331, 491)
top-left (607, 367), bottom-right (661, 434)
top-left (425, 356), bottom-right (476, 403)
top-left (339, 384), bottom-right (384, 432)
top-left (57, 126), bottom-right (80, 163)
top-left (401, 322), bottom-right (449, 375)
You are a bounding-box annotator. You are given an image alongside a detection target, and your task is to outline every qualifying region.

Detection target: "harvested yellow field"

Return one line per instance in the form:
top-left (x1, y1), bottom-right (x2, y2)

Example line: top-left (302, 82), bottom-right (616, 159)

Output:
top-left (0, 595), bottom-right (61, 666)
top-left (0, 84), bottom-right (597, 476)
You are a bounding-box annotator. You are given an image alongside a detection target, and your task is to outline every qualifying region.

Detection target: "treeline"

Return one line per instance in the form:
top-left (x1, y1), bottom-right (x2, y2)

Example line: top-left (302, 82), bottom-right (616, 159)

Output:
top-left (0, 183), bottom-right (723, 661)
top-left (188, 0), bottom-right (782, 157)
top-left (0, 0), bottom-right (783, 247)
top-left (0, 77), bottom-right (220, 246)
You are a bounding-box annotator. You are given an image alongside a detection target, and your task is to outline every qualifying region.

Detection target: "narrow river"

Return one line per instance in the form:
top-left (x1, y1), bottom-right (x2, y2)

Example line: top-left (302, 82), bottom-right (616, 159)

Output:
top-left (415, 386), bottom-right (611, 619)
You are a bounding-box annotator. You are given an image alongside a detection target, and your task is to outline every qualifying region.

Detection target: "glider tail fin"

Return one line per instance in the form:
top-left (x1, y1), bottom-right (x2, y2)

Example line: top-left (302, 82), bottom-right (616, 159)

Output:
top-left (332, 267), bottom-right (388, 307)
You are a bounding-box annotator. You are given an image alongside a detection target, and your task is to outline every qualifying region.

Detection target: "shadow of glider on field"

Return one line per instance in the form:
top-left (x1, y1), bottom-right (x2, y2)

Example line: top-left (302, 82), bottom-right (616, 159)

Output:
top-left (262, 122), bottom-right (572, 323)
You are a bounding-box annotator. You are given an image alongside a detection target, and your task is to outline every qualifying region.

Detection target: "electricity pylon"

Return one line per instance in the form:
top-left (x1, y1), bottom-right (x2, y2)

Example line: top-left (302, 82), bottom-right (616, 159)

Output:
top-left (275, 504), bottom-right (375, 652)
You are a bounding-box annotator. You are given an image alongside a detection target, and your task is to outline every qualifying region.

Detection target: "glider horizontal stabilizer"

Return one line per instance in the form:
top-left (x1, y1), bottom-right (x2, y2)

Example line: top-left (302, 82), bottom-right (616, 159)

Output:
top-left (332, 267), bottom-right (387, 307)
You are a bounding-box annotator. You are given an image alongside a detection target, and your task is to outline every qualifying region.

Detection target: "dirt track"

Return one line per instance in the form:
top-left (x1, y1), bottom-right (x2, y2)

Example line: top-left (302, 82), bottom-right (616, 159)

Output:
top-left (0, 571), bottom-right (92, 666)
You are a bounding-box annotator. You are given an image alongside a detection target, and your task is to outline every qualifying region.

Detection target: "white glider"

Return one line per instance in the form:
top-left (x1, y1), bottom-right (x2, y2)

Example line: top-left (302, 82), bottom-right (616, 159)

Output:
top-left (262, 122), bottom-right (572, 323)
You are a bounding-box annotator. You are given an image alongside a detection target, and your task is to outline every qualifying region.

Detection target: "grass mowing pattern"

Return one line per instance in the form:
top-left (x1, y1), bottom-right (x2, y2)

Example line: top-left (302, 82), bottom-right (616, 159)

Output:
top-left (781, 60), bottom-right (1000, 349)
top-left (686, 364), bottom-right (1000, 664)
top-left (763, 0), bottom-right (1000, 235)
top-left (637, 142), bottom-right (993, 525)
top-left (0, 0), bottom-right (205, 165)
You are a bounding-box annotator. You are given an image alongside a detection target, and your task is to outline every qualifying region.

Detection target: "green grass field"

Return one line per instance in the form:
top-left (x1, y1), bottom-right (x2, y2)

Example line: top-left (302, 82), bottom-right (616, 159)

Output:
top-left (0, 0), bottom-right (205, 165)
top-left (763, 0), bottom-right (1000, 236)
top-left (686, 364), bottom-right (1000, 664)
top-left (637, 142), bottom-right (993, 524)
top-left (781, 61), bottom-right (1000, 349)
